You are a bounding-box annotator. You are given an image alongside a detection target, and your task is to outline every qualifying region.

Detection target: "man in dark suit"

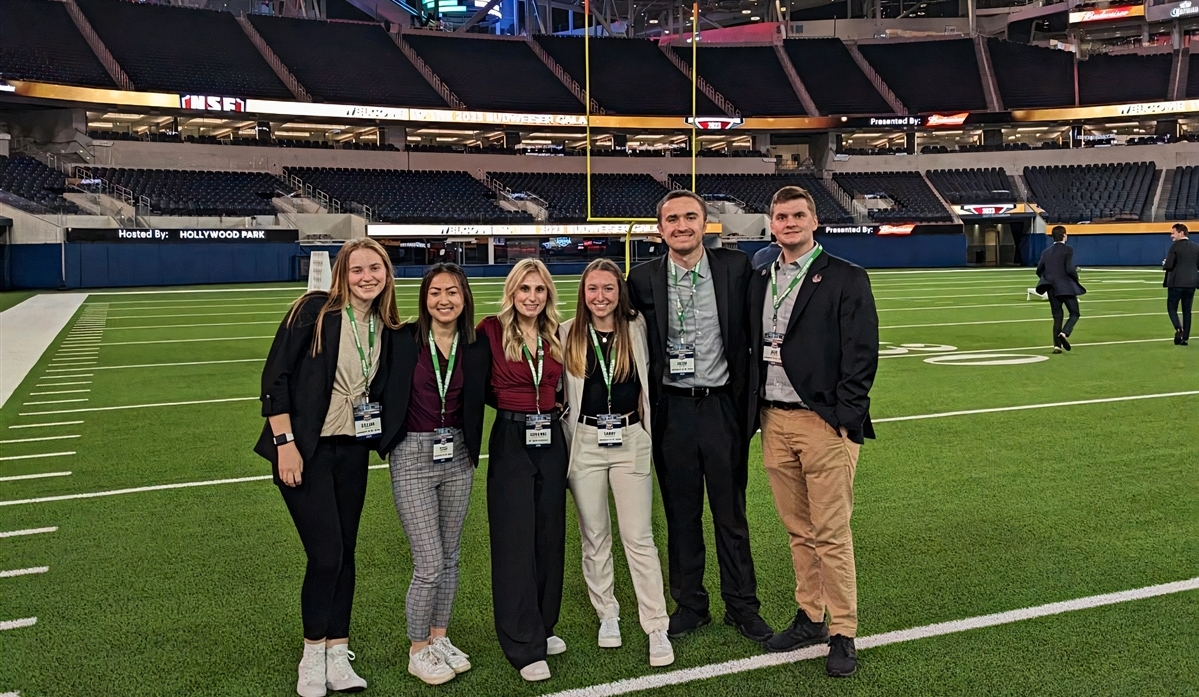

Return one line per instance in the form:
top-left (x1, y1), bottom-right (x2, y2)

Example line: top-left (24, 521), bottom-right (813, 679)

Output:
top-left (747, 186), bottom-right (878, 678)
top-left (1036, 226), bottom-right (1086, 354)
top-left (1164, 223), bottom-right (1199, 345)
top-left (627, 190), bottom-right (773, 645)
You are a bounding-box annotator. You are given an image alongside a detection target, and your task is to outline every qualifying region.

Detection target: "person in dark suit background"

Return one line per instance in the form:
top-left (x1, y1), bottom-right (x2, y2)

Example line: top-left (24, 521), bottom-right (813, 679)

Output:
top-left (747, 186), bottom-right (878, 678)
top-left (627, 190), bottom-right (773, 645)
top-left (1163, 223), bottom-right (1199, 345)
top-left (752, 240), bottom-right (781, 270)
top-left (1036, 226), bottom-right (1086, 353)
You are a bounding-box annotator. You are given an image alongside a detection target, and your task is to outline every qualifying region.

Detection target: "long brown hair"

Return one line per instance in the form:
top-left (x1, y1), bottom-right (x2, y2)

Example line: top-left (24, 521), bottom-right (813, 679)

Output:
top-left (285, 238), bottom-right (402, 355)
top-left (565, 258), bottom-right (637, 381)
top-left (416, 262), bottom-right (476, 346)
top-left (497, 258), bottom-right (562, 363)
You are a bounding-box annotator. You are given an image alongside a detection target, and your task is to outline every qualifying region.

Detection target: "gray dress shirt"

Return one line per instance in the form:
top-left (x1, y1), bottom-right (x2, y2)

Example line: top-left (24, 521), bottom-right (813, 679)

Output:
top-left (762, 245), bottom-right (818, 405)
top-left (663, 251), bottom-right (730, 388)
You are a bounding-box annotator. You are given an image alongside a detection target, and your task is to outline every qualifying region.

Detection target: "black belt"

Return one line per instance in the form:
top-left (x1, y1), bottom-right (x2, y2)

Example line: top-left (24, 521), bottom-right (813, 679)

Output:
top-left (579, 411), bottom-right (640, 427)
top-left (496, 409), bottom-right (561, 423)
top-left (762, 400), bottom-right (810, 411)
top-left (663, 384), bottom-right (728, 398)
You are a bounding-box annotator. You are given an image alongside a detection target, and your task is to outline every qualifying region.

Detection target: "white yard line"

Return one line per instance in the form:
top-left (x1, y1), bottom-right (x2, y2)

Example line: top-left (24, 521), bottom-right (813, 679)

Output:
top-left (0, 567), bottom-right (48, 579)
top-left (88, 287), bottom-right (304, 296)
top-left (67, 359), bottom-right (262, 372)
top-left (0, 527), bottom-right (58, 538)
top-left (7, 421), bottom-right (85, 429)
top-left (878, 296), bottom-right (1162, 313)
top-left (0, 472), bottom-right (72, 482)
top-left (0, 618), bottom-right (37, 631)
top-left (0, 452), bottom-right (75, 461)
top-left (104, 321), bottom-right (278, 331)
top-left (0, 435), bottom-right (80, 445)
top-left (544, 577), bottom-right (1199, 697)
top-left (107, 309), bottom-right (292, 320)
top-left (881, 337), bottom-right (1173, 359)
top-left (876, 287), bottom-right (1160, 302)
top-left (29, 390), bottom-right (91, 396)
top-left (874, 391), bottom-right (1199, 424)
top-left (22, 399), bottom-right (89, 406)
top-left (19, 397), bottom-right (257, 417)
top-left (99, 336), bottom-right (273, 346)
top-left (881, 312), bottom-right (1159, 330)
top-left (35, 382), bottom-right (92, 387)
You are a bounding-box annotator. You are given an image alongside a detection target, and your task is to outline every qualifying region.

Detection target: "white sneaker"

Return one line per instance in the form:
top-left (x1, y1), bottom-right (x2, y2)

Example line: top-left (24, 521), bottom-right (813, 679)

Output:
top-left (325, 644), bottom-right (367, 692)
top-left (598, 617), bottom-right (622, 648)
top-left (546, 635), bottom-right (567, 655)
top-left (519, 659), bottom-right (551, 681)
top-left (649, 629), bottom-right (675, 668)
top-left (408, 645), bottom-right (456, 686)
top-left (297, 642), bottom-right (327, 697)
top-left (431, 636), bottom-right (471, 674)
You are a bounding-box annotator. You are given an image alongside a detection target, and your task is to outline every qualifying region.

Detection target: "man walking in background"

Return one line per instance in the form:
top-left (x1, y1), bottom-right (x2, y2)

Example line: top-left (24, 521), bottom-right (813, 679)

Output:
top-left (1163, 223), bottom-right (1199, 346)
top-left (1036, 226), bottom-right (1086, 354)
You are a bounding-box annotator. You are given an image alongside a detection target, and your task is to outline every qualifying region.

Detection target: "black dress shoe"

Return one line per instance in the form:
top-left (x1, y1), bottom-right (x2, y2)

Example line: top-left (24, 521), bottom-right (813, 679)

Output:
top-left (825, 635), bottom-right (857, 677)
top-left (765, 609), bottom-right (828, 652)
top-left (1175, 329), bottom-right (1184, 345)
top-left (1058, 332), bottom-right (1071, 351)
top-left (723, 612), bottom-right (774, 644)
top-left (667, 607), bottom-right (711, 639)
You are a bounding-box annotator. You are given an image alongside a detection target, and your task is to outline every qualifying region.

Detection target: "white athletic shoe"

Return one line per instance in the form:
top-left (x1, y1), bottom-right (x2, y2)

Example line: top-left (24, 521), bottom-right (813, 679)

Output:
top-left (649, 629), bottom-right (675, 668)
top-left (546, 635), bottom-right (567, 655)
top-left (297, 642), bottom-right (327, 697)
top-left (520, 659), bottom-right (551, 682)
top-left (598, 617), bottom-right (622, 648)
top-left (408, 645), bottom-right (456, 686)
top-left (325, 644), bottom-right (367, 692)
top-left (431, 636), bottom-right (471, 674)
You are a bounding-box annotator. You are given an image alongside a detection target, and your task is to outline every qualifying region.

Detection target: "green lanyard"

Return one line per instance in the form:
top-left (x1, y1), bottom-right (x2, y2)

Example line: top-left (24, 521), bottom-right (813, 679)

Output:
top-left (670, 260), bottom-right (700, 341)
top-left (344, 306), bottom-right (375, 393)
top-left (771, 245), bottom-right (823, 329)
top-left (521, 335), bottom-right (544, 413)
top-left (428, 330), bottom-right (459, 427)
top-left (588, 325), bottom-right (615, 413)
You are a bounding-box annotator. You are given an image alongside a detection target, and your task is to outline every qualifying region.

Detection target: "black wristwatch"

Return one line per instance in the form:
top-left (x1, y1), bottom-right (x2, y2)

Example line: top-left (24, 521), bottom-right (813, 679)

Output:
top-left (273, 432), bottom-right (295, 446)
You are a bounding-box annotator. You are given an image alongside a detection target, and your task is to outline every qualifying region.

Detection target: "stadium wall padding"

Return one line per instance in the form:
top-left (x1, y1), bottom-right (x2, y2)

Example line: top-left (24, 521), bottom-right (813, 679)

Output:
top-left (10, 243), bottom-right (63, 289)
top-left (1064, 233), bottom-right (1175, 267)
top-left (810, 234), bottom-right (969, 268)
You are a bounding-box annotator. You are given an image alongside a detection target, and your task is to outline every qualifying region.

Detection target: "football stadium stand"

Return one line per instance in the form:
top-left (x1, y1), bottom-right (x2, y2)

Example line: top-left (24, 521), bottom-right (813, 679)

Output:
top-left (88, 167), bottom-right (280, 217)
top-left (781, 39), bottom-right (893, 115)
top-left (76, 0), bottom-right (293, 99)
top-left (926, 168), bottom-right (1015, 204)
top-left (857, 39), bottom-right (988, 113)
top-left (1166, 167), bottom-right (1198, 221)
top-left (246, 16), bottom-right (446, 107)
top-left (0, 155), bottom-right (81, 214)
top-left (672, 46), bottom-right (807, 116)
top-left (487, 172), bottom-right (668, 222)
top-left (0, 0), bottom-right (116, 88)
top-left (986, 38), bottom-right (1075, 109)
top-left (1077, 53), bottom-right (1172, 105)
top-left (1023, 162), bottom-right (1157, 223)
top-left (1187, 52), bottom-right (1199, 98)
top-left (833, 172), bottom-right (954, 223)
top-left (676, 173), bottom-right (854, 224)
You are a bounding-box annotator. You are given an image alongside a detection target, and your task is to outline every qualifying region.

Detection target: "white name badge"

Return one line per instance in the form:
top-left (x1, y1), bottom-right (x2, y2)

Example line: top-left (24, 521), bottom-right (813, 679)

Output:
top-left (353, 401), bottom-right (382, 440)
top-left (669, 343), bottom-right (696, 376)
top-left (433, 427), bottom-right (454, 463)
top-left (596, 414), bottom-right (623, 447)
top-left (525, 413), bottom-right (552, 448)
top-left (764, 332), bottom-right (785, 365)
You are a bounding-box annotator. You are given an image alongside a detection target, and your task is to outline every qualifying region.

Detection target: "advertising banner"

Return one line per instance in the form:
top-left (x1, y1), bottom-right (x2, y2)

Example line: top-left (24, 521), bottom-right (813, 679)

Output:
top-left (66, 228), bottom-right (300, 243)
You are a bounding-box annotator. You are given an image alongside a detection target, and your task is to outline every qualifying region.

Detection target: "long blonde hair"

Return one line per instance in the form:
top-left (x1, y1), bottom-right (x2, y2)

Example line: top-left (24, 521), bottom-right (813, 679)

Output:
top-left (497, 258), bottom-right (562, 363)
top-left (565, 258), bottom-right (637, 381)
top-left (286, 238), bottom-right (402, 355)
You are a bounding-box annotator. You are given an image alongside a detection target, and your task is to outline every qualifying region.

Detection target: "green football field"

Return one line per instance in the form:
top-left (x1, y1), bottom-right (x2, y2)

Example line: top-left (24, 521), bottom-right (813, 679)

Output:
top-left (1, 267), bottom-right (1196, 697)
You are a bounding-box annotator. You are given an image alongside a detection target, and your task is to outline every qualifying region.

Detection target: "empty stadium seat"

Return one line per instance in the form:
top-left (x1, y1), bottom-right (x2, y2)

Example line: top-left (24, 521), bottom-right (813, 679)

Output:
top-left (0, 156), bottom-right (80, 214)
top-left (488, 172), bottom-right (667, 222)
top-left (1189, 53), bottom-right (1199, 99)
top-left (1165, 166), bottom-right (1198, 221)
top-left (0, 0), bottom-right (115, 88)
top-left (857, 39), bottom-right (987, 113)
top-left (986, 38), bottom-right (1074, 109)
top-left (76, 0), bottom-right (292, 98)
top-left (833, 172), bottom-right (954, 223)
top-left (926, 168), bottom-right (1014, 204)
top-left (1024, 163), bottom-right (1157, 223)
top-left (782, 39), bottom-right (892, 115)
top-left (672, 46), bottom-right (806, 116)
top-left (90, 167), bottom-right (281, 217)
top-left (671, 173), bottom-right (853, 225)
top-left (1077, 53), bottom-right (1171, 105)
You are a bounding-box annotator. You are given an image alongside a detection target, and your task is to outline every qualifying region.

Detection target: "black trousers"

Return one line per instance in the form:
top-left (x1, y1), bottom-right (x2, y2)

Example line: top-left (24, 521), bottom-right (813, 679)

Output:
top-left (1048, 291), bottom-right (1081, 342)
top-left (1167, 287), bottom-right (1195, 338)
top-left (653, 391), bottom-right (760, 621)
top-left (486, 418), bottom-right (568, 670)
top-left (277, 436), bottom-right (370, 641)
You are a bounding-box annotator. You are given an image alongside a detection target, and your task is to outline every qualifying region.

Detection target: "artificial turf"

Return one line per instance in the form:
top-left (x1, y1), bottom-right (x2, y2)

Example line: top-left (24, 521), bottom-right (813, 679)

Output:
top-left (0, 268), bottom-right (1196, 696)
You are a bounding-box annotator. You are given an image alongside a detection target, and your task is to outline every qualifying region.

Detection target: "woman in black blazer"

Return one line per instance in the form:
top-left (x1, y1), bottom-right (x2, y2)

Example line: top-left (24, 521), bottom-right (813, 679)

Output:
top-left (370, 263), bottom-right (490, 686)
top-left (255, 238), bottom-right (402, 697)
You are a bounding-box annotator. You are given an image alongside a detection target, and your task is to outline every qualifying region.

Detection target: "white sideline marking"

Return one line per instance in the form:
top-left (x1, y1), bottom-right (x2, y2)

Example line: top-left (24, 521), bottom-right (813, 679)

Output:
top-left (23, 399), bottom-right (89, 406)
top-left (0, 618), bottom-right (36, 631)
top-left (0, 452), bottom-right (75, 461)
top-left (105, 320), bottom-right (278, 331)
top-left (877, 287), bottom-right (1159, 302)
top-left (881, 312), bottom-right (1158, 330)
top-left (0, 567), bottom-right (48, 579)
top-left (8, 421), bottom-right (84, 429)
top-left (64, 359), bottom-right (262, 371)
top-left (39, 374), bottom-right (93, 379)
top-left (0, 527), bottom-right (58, 538)
top-left (99, 336), bottom-right (273, 346)
top-left (19, 397), bottom-right (257, 416)
top-left (545, 577), bottom-right (1199, 697)
top-left (1, 691), bottom-right (20, 697)
top-left (29, 390), bottom-right (91, 396)
top-left (878, 296), bottom-right (1161, 313)
top-left (35, 382), bottom-right (92, 387)
top-left (880, 337), bottom-right (1173, 359)
top-left (0, 435), bottom-right (80, 445)
top-left (874, 391), bottom-right (1199, 424)
top-left (0, 472), bottom-right (72, 482)
top-left (1, 294), bottom-right (89, 411)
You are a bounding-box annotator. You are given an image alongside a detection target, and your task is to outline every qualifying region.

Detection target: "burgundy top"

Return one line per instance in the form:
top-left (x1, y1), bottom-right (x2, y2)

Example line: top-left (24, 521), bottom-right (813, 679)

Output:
top-left (477, 316), bottom-right (562, 413)
top-left (404, 341), bottom-right (465, 432)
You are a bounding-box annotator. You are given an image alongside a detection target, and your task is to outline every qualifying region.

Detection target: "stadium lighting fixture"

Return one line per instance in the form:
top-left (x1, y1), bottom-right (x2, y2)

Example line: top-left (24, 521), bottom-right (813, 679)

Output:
top-left (751, 15), bottom-right (760, 19)
top-left (435, 137), bottom-right (459, 141)
top-left (649, 18), bottom-right (658, 23)
top-left (522, 139), bottom-right (553, 144)
top-left (416, 128), bottom-right (479, 135)
top-left (89, 122), bottom-right (115, 128)
top-left (742, 9), bottom-right (750, 13)
top-left (275, 131), bottom-right (311, 137)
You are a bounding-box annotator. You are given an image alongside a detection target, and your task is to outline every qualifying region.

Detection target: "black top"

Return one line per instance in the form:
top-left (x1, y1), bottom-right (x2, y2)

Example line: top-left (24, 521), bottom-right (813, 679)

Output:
top-left (1164, 239), bottom-right (1199, 289)
top-left (580, 329), bottom-right (641, 417)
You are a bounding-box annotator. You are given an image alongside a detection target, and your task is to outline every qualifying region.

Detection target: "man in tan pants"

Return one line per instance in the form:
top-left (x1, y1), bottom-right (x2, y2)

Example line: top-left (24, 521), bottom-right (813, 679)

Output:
top-left (747, 187), bottom-right (879, 677)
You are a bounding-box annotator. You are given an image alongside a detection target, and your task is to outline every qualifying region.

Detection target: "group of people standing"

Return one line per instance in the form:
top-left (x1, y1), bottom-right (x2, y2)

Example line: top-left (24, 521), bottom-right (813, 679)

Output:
top-left (256, 186), bottom-right (880, 696)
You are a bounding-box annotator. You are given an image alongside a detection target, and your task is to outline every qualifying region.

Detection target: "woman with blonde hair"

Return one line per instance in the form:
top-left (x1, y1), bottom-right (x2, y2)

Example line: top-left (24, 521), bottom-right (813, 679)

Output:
top-left (560, 258), bottom-right (673, 668)
top-left (256, 238), bottom-right (402, 696)
top-left (475, 258), bottom-right (568, 682)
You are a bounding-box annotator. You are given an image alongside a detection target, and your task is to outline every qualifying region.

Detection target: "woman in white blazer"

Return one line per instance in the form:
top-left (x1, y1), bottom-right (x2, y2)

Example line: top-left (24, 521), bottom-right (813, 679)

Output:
top-left (559, 258), bottom-right (674, 668)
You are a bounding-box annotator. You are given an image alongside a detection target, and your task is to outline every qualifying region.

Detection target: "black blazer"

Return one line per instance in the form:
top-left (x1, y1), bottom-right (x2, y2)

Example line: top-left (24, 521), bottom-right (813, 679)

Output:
top-left (369, 324), bottom-right (492, 465)
top-left (1163, 239), bottom-right (1199, 289)
top-left (627, 246), bottom-right (755, 440)
top-left (748, 251), bottom-right (879, 444)
top-left (253, 294), bottom-right (395, 477)
top-left (1036, 243), bottom-right (1086, 297)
